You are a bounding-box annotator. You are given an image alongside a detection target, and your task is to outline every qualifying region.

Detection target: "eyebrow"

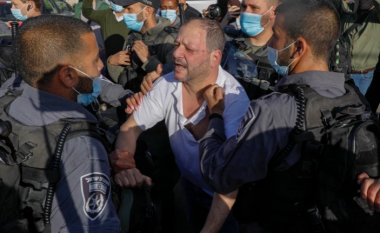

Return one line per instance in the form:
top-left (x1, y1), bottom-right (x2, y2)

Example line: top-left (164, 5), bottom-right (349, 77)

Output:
top-left (248, 3), bottom-right (260, 9)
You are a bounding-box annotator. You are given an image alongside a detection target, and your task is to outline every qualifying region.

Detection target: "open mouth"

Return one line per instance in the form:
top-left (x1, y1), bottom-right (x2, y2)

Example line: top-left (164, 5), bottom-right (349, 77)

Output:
top-left (175, 60), bottom-right (187, 71)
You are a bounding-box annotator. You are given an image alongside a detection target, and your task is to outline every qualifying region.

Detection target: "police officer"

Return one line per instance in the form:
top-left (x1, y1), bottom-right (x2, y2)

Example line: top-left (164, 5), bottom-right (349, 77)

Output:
top-left (200, 0), bottom-right (380, 232)
top-left (82, 0), bottom-right (131, 59)
top-left (5, 15), bottom-right (120, 232)
top-left (0, 0), bottom-right (41, 36)
top-left (223, 0), bottom-right (281, 98)
top-left (107, 0), bottom-right (175, 91)
top-left (161, 0), bottom-right (181, 29)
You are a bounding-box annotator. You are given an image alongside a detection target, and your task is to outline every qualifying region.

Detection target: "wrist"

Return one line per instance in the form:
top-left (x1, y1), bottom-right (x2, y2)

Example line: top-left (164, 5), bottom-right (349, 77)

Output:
top-left (109, 56), bottom-right (117, 66)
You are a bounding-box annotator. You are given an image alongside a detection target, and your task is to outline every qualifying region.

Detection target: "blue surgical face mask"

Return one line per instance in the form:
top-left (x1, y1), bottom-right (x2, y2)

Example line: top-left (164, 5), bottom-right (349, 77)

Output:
top-left (11, 4), bottom-right (28, 21)
top-left (161, 9), bottom-right (177, 24)
top-left (240, 6), bottom-right (272, 37)
top-left (111, 2), bottom-right (124, 13)
top-left (123, 7), bottom-right (147, 32)
top-left (70, 66), bottom-right (102, 107)
top-left (267, 41), bottom-right (298, 76)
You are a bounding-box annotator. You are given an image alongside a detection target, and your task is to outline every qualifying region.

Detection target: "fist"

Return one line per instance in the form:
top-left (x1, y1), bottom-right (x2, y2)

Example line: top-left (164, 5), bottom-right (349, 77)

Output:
top-left (203, 84), bottom-right (225, 115)
top-left (132, 40), bottom-right (150, 63)
top-left (358, 172), bottom-right (380, 212)
top-left (114, 168), bottom-right (152, 187)
top-left (140, 64), bottom-right (163, 95)
top-left (109, 149), bottom-right (136, 174)
top-left (108, 50), bottom-right (131, 66)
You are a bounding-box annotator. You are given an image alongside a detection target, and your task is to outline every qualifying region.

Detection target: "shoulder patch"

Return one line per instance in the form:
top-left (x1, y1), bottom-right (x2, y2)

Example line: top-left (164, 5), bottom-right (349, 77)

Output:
top-left (236, 106), bottom-right (255, 140)
top-left (81, 172), bottom-right (111, 221)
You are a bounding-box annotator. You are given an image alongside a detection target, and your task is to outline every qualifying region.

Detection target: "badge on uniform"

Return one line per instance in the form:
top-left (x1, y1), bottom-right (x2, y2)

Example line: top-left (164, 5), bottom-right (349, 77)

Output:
top-left (236, 106), bottom-right (255, 140)
top-left (81, 172), bottom-right (111, 221)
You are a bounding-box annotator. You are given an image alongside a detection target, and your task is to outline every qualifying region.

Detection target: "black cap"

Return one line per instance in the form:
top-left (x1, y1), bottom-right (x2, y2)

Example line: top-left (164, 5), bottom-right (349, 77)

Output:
top-left (112, 0), bottom-right (160, 9)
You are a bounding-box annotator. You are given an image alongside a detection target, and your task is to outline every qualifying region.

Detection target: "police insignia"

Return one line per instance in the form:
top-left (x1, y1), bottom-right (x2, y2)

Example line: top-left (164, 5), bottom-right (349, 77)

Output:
top-left (236, 106), bottom-right (255, 140)
top-left (81, 173), bottom-right (111, 221)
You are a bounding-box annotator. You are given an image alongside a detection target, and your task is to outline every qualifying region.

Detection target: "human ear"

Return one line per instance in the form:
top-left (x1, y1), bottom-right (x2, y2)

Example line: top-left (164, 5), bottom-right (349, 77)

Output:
top-left (57, 66), bottom-right (78, 88)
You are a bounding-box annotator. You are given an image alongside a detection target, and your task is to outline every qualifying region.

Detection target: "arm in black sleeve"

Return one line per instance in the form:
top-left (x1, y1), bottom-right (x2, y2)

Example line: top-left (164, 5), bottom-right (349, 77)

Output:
top-left (200, 99), bottom-right (286, 194)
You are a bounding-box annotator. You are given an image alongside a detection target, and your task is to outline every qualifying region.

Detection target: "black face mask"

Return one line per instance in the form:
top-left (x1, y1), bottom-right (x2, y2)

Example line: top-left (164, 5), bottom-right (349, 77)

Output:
top-left (359, 0), bottom-right (374, 11)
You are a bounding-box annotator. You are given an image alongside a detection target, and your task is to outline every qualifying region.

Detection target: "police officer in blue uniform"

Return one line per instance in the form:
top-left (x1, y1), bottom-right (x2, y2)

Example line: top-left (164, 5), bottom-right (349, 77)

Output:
top-left (6, 15), bottom-right (121, 232)
top-left (200, 0), bottom-right (380, 232)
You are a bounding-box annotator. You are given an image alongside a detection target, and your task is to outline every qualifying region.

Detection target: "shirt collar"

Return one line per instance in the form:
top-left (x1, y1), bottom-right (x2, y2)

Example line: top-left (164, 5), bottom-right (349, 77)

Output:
top-left (215, 65), bottom-right (227, 87)
top-left (113, 11), bottom-right (124, 22)
top-left (170, 65), bottom-right (226, 122)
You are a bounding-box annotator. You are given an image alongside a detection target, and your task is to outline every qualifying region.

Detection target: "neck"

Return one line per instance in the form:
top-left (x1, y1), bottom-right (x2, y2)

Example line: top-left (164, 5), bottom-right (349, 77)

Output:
top-left (28, 11), bottom-right (41, 18)
top-left (290, 58), bottom-right (329, 75)
top-left (36, 83), bottom-right (76, 102)
top-left (141, 17), bottom-right (157, 34)
top-left (248, 27), bottom-right (273, 47)
top-left (183, 68), bottom-right (219, 100)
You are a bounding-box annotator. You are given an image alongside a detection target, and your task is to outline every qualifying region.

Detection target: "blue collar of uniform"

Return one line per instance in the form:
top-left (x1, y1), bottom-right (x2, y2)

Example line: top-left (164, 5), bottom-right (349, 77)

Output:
top-left (275, 71), bottom-right (346, 97)
top-left (10, 84), bottom-right (97, 124)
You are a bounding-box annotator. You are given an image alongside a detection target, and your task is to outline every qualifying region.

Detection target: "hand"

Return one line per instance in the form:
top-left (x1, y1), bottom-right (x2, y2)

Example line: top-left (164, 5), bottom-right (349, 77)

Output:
top-left (224, 6), bottom-right (240, 21)
top-left (114, 168), bottom-right (152, 187)
top-left (203, 84), bottom-right (225, 115)
top-left (202, 9), bottom-right (209, 18)
top-left (140, 64), bottom-right (163, 95)
top-left (108, 50), bottom-right (131, 66)
top-left (132, 40), bottom-right (150, 63)
top-left (125, 92), bottom-right (143, 114)
top-left (358, 172), bottom-right (380, 212)
top-left (109, 149), bottom-right (136, 173)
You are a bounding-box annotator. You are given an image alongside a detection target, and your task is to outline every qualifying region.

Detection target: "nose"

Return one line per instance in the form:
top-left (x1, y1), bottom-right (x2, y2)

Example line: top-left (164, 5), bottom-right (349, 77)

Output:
top-left (173, 45), bottom-right (184, 60)
top-left (98, 59), bottom-right (104, 72)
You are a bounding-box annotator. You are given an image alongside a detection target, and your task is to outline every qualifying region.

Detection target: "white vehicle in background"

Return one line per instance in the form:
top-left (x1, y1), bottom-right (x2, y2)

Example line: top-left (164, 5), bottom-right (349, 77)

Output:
top-left (187, 0), bottom-right (216, 14)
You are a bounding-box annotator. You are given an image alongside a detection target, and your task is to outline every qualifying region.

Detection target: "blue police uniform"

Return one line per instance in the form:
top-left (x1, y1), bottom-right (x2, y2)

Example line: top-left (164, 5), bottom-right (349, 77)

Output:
top-left (0, 84), bottom-right (121, 232)
top-left (200, 71), bottom-right (346, 194)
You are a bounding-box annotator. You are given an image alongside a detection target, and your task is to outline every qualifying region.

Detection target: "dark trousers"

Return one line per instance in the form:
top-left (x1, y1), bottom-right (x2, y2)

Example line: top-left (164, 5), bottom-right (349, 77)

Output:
top-left (138, 121), bottom-right (181, 233)
top-left (181, 177), bottom-right (239, 233)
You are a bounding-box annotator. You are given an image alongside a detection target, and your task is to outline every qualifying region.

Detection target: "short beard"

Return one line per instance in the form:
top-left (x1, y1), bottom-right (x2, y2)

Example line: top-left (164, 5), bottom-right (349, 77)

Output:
top-left (277, 39), bottom-right (293, 67)
top-left (137, 10), bottom-right (145, 22)
top-left (73, 75), bottom-right (93, 96)
top-left (179, 57), bottom-right (211, 83)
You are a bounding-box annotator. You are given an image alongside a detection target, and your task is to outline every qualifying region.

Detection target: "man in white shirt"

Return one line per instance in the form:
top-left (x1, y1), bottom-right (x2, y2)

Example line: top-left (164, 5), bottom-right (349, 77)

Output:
top-left (112, 18), bottom-right (250, 233)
